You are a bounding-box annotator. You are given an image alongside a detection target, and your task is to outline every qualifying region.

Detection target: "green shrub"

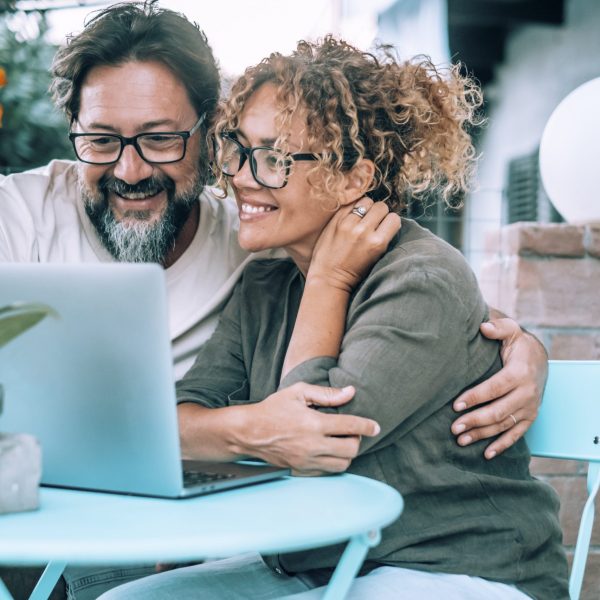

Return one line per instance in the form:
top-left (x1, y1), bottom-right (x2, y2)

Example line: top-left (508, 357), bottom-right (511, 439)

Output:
top-left (0, 11), bottom-right (73, 170)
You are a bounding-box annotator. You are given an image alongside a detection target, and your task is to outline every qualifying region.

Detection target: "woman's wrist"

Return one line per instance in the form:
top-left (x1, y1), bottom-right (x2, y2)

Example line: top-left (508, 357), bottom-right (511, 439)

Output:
top-left (304, 272), bottom-right (356, 295)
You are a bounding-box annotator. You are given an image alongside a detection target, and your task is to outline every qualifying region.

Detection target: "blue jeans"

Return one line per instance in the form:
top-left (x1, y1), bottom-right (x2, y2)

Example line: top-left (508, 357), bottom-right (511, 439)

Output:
top-left (97, 553), bottom-right (531, 600)
top-left (62, 564), bottom-right (158, 600)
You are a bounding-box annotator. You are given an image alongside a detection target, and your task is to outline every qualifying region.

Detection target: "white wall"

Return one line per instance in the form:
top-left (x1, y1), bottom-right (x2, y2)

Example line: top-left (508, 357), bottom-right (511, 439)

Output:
top-left (465, 0), bottom-right (600, 277)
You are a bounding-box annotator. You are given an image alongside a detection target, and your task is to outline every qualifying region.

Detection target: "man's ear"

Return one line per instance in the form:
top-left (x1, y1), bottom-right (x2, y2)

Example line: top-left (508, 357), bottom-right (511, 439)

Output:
top-left (340, 159), bottom-right (376, 206)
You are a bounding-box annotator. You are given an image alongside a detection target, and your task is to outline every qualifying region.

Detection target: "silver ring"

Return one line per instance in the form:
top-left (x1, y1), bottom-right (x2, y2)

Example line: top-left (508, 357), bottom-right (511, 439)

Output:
top-left (351, 206), bottom-right (368, 218)
top-left (509, 414), bottom-right (517, 427)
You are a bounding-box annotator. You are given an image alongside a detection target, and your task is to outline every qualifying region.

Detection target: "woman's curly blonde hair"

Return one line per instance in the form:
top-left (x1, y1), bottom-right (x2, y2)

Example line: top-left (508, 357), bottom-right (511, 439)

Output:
top-left (213, 36), bottom-right (483, 213)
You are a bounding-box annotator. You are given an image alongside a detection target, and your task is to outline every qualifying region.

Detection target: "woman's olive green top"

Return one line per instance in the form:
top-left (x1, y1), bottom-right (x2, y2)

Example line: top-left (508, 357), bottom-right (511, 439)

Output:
top-left (177, 219), bottom-right (568, 600)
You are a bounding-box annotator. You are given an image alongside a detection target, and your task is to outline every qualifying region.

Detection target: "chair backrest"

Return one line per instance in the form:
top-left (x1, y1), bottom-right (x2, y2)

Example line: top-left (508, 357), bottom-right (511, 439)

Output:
top-left (525, 360), bottom-right (600, 600)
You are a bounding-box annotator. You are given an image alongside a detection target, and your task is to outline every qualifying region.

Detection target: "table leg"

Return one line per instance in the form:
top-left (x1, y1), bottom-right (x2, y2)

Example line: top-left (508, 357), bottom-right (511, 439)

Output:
top-left (0, 577), bottom-right (14, 600)
top-left (321, 529), bottom-right (381, 600)
top-left (29, 562), bottom-right (66, 600)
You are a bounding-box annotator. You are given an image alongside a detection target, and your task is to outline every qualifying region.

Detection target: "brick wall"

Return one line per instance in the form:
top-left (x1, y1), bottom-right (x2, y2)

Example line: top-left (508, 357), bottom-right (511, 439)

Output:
top-left (479, 222), bottom-right (600, 599)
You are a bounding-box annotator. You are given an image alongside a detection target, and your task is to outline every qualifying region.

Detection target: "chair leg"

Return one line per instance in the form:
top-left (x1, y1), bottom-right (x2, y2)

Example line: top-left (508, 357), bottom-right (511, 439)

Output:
top-left (28, 562), bottom-right (66, 600)
top-left (569, 462), bottom-right (600, 600)
top-left (0, 578), bottom-right (13, 600)
top-left (321, 530), bottom-right (381, 600)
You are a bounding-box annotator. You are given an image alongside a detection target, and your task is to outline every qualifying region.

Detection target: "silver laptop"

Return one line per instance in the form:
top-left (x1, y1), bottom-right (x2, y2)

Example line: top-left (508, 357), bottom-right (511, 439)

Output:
top-left (0, 263), bottom-right (289, 498)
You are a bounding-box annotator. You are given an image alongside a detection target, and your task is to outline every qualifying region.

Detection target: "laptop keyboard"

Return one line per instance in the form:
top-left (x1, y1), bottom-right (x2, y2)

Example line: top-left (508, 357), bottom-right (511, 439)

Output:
top-left (183, 469), bottom-right (236, 487)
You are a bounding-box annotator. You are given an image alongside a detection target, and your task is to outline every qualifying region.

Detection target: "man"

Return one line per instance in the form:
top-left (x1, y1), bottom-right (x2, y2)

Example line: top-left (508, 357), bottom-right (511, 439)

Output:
top-left (0, 2), bottom-right (546, 598)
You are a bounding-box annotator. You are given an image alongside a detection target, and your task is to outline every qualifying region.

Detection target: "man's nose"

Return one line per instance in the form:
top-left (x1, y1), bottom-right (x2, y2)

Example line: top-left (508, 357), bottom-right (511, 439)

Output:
top-left (231, 154), bottom-right (261, 189)
top-left (112, 144), bottom-right (154, 184)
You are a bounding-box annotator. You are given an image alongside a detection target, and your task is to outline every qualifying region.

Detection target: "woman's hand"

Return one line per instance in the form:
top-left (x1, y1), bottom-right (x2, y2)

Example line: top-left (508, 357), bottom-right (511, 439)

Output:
top-left (308, 198), bottom-right (401, 293)
top-left (451, 317), bottom-right (547, 459)
top-left (282, 198), bottom-right (400, 378)
top-left (242, 383), bottom-right (381, 476)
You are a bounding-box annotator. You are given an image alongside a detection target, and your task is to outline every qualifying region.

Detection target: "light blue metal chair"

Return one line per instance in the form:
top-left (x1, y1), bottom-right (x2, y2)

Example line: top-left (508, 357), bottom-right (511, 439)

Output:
top-left (525, 360), bottom-right (600, 600)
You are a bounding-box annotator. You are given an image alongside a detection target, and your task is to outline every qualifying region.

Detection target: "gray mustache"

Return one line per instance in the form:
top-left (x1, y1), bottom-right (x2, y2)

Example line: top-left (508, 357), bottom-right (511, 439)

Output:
top-left (99, 176), bottom-right (174, 197)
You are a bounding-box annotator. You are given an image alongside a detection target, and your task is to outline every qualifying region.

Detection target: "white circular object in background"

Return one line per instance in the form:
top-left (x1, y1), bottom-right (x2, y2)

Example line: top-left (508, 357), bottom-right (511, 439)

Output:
top-left (539, 77), bottom-right (600, 223)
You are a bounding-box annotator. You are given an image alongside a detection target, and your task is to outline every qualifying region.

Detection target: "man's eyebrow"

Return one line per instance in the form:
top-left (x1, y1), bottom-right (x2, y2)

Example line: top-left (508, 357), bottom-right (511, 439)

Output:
top-left (80, 119), bottom-right (180, 133)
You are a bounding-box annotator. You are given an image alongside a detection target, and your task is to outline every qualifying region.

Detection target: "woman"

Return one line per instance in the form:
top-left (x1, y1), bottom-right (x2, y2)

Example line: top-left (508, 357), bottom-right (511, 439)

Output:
top-left (102, 38), bottom-right (567, 599)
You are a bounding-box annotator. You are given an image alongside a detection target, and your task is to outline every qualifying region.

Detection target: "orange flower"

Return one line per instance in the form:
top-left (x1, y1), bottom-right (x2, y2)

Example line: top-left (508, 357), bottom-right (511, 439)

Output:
top-left (0, 67), bottom-right (4, 126)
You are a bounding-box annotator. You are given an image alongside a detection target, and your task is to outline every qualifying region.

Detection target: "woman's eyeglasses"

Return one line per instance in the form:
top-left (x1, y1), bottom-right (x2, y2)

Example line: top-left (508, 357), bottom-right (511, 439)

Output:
top-left (216, 132), bottom-right (319, 189)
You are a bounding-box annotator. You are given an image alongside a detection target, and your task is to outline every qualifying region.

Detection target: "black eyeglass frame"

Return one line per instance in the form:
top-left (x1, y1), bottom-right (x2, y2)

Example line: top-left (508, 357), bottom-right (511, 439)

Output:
top-left (68, 114), bottom-right (206, 166)
top-left (217, 131), bottom-right (319, 189)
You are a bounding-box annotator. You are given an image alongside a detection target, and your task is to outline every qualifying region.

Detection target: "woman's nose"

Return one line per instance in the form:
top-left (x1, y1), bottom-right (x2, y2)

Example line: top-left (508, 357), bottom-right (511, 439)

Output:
top-left (232, 154), bottom-right (261, 189)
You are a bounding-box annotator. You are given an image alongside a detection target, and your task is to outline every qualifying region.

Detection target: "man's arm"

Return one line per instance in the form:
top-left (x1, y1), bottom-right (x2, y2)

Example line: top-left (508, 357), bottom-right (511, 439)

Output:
top-left (451, 314), bottom-right (547, 459)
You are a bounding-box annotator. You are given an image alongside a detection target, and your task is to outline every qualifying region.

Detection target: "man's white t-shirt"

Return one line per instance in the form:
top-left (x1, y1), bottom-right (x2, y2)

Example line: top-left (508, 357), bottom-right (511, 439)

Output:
top-left (0, 160), bottom-right (258, 379)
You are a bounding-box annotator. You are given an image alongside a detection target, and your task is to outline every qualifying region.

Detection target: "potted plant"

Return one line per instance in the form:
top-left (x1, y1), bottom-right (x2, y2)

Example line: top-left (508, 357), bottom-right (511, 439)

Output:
top-left (0, 302), bottom-right (57, 514)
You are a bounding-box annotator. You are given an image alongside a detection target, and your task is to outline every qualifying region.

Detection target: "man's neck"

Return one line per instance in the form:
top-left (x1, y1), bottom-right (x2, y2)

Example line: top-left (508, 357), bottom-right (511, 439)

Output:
top-left (162, 201), bottom-right (200, 269)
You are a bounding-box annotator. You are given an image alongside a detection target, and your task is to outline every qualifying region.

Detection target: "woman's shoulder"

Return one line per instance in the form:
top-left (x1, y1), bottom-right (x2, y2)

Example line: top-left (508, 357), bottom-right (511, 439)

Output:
top-left (382, 218), bottom-right (478, 286)
top-left (361, 218), bottom-right (486, 320)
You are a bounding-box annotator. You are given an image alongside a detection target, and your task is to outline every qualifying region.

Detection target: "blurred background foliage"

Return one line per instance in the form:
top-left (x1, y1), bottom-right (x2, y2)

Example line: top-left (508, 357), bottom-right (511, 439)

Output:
top-left (0, 3), bottom-right (73, 172)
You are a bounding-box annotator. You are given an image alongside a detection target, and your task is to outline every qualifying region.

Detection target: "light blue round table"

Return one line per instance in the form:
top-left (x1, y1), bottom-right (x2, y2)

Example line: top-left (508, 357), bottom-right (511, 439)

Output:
top-left (0, 474), bottom-right (403, 600)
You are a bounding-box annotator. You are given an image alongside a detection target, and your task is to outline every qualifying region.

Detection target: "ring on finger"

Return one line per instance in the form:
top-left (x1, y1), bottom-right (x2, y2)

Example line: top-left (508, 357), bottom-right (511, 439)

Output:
top-left (509, 413), bottom-right (517, 426)
top-left (351, 205), bottom-right (368, 218)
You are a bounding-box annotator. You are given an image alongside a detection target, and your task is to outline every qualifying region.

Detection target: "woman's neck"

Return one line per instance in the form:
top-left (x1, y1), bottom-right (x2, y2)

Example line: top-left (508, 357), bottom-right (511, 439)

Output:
top-left (285, 249), bottom-right (311, 277)
top-left (283, 244), bottom-right (314, 277)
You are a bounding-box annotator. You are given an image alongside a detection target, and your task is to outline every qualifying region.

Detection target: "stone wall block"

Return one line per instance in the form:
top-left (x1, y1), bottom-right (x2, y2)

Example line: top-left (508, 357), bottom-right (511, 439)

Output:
top-left (483, 229), bottom-right (501, 255)
top-left (502, 223), bottom-right (586, 257)
top-left (530, 457), bottom-right (584, 475)
top-left (549, 333), bottom-right (600, 360)
top-left (584, 224), bottom-right (600, 258)
top-left (512, 258), bottom-right (600, 327)
top-left (478, 256), bottom-right (519, 315)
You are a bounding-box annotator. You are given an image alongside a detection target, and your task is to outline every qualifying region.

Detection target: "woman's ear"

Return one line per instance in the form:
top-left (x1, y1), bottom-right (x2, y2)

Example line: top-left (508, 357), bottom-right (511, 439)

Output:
top-left (340, 159), bottom-right (376, 206)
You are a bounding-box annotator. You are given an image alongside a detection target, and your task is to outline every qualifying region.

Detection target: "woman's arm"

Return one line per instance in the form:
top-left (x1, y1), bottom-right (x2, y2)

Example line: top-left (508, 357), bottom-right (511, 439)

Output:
top-left (281, 199), bottom-right (401, 378)
top-left (176, 273), bottom-right (379, 472)
top-left (179, 383), bottom-right (379, 474)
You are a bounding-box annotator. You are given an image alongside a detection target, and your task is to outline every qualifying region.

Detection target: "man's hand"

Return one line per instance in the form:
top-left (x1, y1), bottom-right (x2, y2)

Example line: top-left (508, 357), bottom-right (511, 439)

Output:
top-left (451, 317), bottom-right (548, 459)
top-left (243, 383), bottom-right (380, 476)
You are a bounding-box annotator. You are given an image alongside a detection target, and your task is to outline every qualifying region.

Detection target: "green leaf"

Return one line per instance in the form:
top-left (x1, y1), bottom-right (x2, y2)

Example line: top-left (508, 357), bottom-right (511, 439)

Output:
top-left (0, 302), bottom-right (58, 348)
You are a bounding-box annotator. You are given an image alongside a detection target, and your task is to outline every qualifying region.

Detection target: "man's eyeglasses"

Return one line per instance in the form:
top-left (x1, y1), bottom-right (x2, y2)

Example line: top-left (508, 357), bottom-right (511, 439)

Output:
top-left (69, 115), bottom-right (205, 166)
top-left (216, 132), bottom-right (319, 189)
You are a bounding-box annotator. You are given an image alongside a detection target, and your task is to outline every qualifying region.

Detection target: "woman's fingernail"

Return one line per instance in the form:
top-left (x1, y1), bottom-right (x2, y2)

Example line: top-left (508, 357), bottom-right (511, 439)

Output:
top-left (459, 435), bottom-right (472, 446)
top-left (455, 402), bottom-right (466, 411)
top-left (454, 423), bottom-right (466, 434)
top-left (486, 450), bottom-right (497, 460)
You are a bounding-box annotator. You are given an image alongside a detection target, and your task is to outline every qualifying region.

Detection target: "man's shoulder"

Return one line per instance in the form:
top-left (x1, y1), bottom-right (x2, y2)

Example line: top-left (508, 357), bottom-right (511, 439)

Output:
top-left (0, 159), bottom-right (78, 201)
top-left (198, 187), bottom-right (238, 224)
top-left (1, 159), bottom-right (77, 182)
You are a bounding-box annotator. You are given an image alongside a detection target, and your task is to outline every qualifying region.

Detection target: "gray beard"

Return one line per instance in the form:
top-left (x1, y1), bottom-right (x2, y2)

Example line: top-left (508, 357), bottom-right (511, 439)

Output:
top-left (93, 206), bottom-right (188, 264)
top-left (80, 174), bottom-right (203, 264)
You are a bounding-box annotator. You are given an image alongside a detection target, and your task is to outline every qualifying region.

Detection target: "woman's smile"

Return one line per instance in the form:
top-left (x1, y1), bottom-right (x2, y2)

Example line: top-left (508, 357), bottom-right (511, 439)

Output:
top-left (238, 200), bottom-right (278, 221)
